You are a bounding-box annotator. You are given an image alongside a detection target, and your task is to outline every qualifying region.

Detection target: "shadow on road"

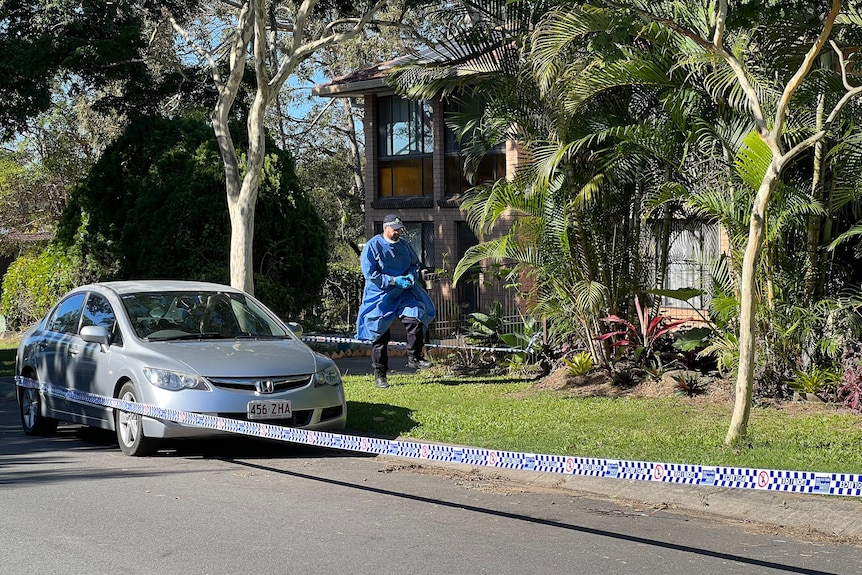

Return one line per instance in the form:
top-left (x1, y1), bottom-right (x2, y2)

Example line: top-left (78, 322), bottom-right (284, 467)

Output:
top-left (0, 401), bottom-right (372, 474)
top-left (225, 458), bottom-right (837, 575)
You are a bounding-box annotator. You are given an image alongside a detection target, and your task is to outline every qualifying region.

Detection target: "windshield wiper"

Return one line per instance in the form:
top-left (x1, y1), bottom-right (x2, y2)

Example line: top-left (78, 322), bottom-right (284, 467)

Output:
top-left (148, 332), bottom-right (225, 341)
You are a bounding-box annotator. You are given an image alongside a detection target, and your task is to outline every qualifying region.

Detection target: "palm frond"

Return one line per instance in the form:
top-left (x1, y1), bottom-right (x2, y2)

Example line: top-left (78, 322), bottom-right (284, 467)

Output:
top-left (734, 130), bottom-right (772, 191)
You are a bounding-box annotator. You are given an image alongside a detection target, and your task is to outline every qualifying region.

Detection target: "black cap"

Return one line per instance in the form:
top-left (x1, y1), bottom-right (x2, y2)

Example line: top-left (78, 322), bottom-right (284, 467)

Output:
top-left (382, 214), bottom-right (405, 230)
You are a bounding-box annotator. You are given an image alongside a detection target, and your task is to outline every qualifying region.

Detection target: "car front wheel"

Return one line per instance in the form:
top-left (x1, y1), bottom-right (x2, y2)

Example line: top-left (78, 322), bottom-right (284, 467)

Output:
top-left (19, 380), bottom-right (58, 436)
top-left (115, 382), bottom-right (158, 456)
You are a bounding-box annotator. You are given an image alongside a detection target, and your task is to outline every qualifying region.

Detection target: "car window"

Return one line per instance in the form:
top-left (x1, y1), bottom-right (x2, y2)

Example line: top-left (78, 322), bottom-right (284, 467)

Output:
top-left (47, 293), bottom-right (86, 334)
top-left (234, 297), bottom-right (282, 336)
top-left (81, 293), bottom-right (122, 345)
top-left (81, 294), bottom-right (116, 330)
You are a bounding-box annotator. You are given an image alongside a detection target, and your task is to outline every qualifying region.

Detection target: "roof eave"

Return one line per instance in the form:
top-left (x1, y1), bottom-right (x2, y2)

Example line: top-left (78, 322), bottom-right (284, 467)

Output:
top-left (312, 78), bottom-right (391, 98)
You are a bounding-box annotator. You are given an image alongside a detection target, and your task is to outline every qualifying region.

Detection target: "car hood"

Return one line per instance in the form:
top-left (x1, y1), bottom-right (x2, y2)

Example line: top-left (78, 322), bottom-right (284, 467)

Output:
top-left (146, 339), bottom-right (322, 377)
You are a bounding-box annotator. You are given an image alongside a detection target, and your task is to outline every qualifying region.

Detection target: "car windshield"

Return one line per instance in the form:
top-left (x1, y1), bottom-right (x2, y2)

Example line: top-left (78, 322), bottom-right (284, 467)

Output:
top-left (121, 291), bottom-right (291, 341)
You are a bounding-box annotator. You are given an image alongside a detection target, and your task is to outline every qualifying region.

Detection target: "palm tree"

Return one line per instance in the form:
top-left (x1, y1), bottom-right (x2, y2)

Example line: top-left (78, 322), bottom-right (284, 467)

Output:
top-left (394, 1), bottom-right (718, 358)
top-left (397, 1), bottom-right (862, 443)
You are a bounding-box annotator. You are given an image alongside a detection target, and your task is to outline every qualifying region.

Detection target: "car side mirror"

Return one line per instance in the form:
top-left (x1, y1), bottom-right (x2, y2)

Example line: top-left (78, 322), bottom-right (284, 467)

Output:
top-left (286, 322), bottom-right (303, 338)
top-left (80, 325), bottom-right (111, 346)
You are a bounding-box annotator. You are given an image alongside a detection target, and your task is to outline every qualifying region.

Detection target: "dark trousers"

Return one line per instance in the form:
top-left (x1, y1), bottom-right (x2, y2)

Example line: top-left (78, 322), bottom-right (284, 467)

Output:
top-left (372, 317), bottom-right (425, 374)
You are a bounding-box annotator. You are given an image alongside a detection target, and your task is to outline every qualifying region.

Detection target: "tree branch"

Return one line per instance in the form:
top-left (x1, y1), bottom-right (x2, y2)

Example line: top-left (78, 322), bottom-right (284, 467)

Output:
top-left (165, 9), bottom-right (221, 84)
top-left (269, 0), bottom-right (391, 94)
top-left (772, 0), bottom-right (842, 141)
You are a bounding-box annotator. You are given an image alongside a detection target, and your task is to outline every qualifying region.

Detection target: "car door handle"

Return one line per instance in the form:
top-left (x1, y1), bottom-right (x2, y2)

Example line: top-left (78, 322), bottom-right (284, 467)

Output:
top-left (68, 347), bottom-right (81, 357)
top-left (36, 340), bottom-right (49, 349)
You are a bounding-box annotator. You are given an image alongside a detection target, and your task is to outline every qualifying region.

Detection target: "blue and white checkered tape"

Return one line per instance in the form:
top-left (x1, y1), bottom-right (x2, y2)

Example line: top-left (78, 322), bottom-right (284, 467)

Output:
top-left (301, 334), bottom-right (522, 353)
top-left (14, 376), bottom-right (860, 497)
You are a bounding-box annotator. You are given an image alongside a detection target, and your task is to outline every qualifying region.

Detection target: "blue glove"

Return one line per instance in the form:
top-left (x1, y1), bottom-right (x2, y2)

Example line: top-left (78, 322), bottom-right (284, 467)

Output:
top-left (394, 275), bottom-right (413, 289)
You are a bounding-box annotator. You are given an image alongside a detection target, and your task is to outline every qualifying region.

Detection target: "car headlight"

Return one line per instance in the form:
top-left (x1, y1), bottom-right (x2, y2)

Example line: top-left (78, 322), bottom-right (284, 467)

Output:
top-left (314, 364), bottom-right (342, 387)
top-left (142, 367), bottom-right (210, 391)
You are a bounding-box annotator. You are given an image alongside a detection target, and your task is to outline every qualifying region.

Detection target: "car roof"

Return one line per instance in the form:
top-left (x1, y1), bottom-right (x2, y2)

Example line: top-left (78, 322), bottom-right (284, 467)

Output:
top-left (80, 280), bottom-right (243, 297)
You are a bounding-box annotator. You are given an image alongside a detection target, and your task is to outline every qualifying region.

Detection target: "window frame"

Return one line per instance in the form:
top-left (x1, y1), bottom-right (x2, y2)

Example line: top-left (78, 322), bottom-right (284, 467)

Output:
top-left (81, 292), bottom-right (123, 346)
top-left (46, 293), bottom-right (86, 335)
top-left (377, 95), bottom-right (434, 198)
top-left (373, 220), bottom-right (435, 269)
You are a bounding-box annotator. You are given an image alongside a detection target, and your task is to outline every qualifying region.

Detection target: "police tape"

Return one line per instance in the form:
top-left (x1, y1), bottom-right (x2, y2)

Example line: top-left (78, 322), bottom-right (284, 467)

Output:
top-left (14, 376), bottom-right (862, 497)
top-left (301, 334), bottom-right (525, 353)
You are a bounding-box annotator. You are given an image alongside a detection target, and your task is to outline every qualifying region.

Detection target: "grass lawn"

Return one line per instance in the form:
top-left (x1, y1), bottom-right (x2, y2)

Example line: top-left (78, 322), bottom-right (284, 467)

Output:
top-left (344, 370), bottom-right (862, 475)
top-left (4, 334), bottom-right (860, 474)
top-left (0, 337), bottom-right (16, 378)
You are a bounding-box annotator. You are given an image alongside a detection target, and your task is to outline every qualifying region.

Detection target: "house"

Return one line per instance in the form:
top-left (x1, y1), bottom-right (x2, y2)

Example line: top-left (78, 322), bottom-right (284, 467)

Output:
top-left (313, 59), bottom-right (527, 339)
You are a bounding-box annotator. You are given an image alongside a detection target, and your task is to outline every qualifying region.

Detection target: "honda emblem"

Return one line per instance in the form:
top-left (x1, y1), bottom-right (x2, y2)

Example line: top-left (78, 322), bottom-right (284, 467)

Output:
top-left (255, 380), bottom-right (275, 394)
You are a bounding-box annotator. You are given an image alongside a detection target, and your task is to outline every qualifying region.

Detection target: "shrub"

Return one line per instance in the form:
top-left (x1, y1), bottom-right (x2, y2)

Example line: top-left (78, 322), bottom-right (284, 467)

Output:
top-left (838, 344), bottom-right (862, 412)
top-left (562, 352), bottom-right (594, 376)
top-left (597, 296), bottom-right (690, 368)
top-left (673, 372), bottom-right (709, 397)
top-left (53, 114), bottom-right (327, 317)
top-left (0, 245), bottom-right (99, 330)
top-left (788, 366), bottom-right (841, 398)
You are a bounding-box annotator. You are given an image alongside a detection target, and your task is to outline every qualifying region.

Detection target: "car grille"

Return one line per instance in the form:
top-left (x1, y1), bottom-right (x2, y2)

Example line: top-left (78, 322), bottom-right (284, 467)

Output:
top-left (206, 375), bottom-right (312, 393)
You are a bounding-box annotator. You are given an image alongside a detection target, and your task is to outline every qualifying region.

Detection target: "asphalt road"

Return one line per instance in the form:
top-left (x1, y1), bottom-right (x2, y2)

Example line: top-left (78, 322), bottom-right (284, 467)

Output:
top-left (2, 390), bottom-right (862, 575)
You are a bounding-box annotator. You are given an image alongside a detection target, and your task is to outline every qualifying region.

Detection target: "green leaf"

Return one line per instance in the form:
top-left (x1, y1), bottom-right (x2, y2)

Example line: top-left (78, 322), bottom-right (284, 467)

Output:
top-left (673, 327), bottom-right (713, 351)
top-left (646, 288), bottom-right (705, 302)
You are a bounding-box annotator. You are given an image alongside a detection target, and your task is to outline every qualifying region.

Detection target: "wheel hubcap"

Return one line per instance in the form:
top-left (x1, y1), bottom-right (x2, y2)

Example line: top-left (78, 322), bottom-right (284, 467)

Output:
top-left (119, 392), bottom-right (139, 445)
top-left (22, 389), bottom-right (38, 428)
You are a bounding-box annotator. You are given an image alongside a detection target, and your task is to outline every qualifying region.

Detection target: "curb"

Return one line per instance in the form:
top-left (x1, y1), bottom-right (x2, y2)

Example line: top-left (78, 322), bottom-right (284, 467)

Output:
top-left (388, 456), bottom-right (862, 542)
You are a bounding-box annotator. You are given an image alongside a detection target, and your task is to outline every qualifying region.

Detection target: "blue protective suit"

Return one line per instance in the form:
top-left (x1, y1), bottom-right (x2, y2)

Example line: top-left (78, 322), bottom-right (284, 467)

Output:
top-left (355, 234), bottom-right (436, 342)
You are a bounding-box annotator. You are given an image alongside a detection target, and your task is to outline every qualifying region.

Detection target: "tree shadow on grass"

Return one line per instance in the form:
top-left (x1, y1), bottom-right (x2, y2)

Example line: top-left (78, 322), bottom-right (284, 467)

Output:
top-left (346, 401), bottom-right (418, 439)
top-left (428, 375), bottom-right (539, 386)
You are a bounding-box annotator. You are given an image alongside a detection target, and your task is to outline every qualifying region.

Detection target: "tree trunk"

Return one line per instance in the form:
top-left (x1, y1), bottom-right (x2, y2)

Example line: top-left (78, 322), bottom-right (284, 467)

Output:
top-left (207, 2), bottom-right (254, 292)
top-left (725, 163), bottom-right (779, 445)
top-left (228, 0), bottom-right (271, 295)
top-left (804, 93), bottom-right (826, 303)
top-left (228, 189), bottom-right (256, 294)
top-left (652, 199), bottom-right (673, 317)
top-left (341, 98), bottom-right (365, 197)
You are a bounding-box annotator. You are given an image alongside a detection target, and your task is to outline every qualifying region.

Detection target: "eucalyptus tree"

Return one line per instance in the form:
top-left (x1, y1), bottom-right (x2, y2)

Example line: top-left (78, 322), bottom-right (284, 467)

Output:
top-left (157, 0), bottom-right (422, 295)
top-left (650, 0), bottom-right (859, 445)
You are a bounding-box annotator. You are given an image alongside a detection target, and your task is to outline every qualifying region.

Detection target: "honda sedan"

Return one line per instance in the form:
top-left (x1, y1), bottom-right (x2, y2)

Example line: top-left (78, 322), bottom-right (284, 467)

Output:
top-left (15, 280), bottom-right (346, 455)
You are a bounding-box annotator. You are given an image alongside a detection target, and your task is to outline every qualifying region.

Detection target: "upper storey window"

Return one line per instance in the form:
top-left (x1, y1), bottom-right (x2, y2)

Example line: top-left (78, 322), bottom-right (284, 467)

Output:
top-left (443, 95), bottom-right (505, 195)
top-left (378, 96), bottom-right (433, 197)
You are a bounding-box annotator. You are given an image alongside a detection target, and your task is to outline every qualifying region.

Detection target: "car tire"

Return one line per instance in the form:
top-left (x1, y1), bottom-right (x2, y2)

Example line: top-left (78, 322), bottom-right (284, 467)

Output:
top-left (18, 379), bottom-right (59, 436)
top-left (115, 382), bottom-right (159, 456)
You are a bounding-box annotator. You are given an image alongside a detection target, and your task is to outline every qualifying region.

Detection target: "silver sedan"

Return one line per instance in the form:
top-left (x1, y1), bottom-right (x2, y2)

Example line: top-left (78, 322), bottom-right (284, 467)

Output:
top-left (15, 280), bottom-right (346, 455)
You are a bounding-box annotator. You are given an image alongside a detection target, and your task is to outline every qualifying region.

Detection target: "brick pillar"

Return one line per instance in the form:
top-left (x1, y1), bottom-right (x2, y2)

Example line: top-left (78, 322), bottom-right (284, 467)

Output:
top-left (364, 94), bottom-right (378, 239)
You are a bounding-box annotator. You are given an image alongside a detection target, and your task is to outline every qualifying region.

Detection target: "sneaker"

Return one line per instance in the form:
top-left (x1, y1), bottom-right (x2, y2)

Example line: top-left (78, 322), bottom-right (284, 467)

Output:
top-left (407, 357), bottom-right (433, 370)
top-left (374, 373), bottom-right (390, 388)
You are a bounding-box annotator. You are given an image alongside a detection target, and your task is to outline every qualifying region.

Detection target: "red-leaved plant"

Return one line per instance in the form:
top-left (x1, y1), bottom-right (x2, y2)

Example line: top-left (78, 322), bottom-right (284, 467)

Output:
top-left (838, 343), bottom-right (862, 413)
top-left (597, 296), bottom-right (691, 367)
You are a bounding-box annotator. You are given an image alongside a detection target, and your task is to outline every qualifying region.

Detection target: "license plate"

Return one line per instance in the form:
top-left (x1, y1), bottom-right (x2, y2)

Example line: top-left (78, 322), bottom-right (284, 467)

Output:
top-left (247, 400), bottom-right (292, 420)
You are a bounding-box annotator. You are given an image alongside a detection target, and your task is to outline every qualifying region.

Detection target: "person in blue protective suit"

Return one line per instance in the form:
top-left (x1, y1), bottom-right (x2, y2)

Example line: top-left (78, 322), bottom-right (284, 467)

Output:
top-left (356, 214), bottom-right (436, 388)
